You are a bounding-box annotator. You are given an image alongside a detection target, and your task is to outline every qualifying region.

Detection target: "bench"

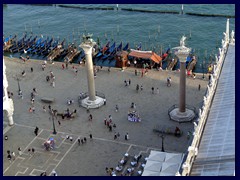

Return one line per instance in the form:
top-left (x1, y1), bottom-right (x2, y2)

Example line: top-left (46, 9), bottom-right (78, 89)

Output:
top-left (41, 97), bottom-right (55, 103)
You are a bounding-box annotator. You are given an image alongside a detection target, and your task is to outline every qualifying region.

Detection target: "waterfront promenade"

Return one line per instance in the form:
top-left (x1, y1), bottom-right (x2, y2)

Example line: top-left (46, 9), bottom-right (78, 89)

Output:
top-left (3, 56), bottom-right (208, 176)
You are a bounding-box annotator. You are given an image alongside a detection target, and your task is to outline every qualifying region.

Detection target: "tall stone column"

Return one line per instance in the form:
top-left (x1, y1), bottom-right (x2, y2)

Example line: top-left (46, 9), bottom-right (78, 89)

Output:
top-left (225, 18), bottom-right (229, 43)
top-left (3, 58), bottom-right (14, 125)
top-left (81, 45), bottom-right (96, 101)
top-left (179, 58), bottom-right (186, 112)
top-left (79, 34), bottom-right (106, 109)
top-left (168, 43), bottom-right (195, 123)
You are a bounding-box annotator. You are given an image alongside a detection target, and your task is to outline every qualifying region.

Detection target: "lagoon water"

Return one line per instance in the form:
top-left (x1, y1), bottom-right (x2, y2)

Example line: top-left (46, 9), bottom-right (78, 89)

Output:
top-left (3, 4), bottom-right (235, 72)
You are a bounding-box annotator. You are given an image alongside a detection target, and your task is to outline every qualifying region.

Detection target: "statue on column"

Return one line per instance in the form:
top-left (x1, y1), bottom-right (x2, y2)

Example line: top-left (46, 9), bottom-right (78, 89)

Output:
top-left (230, 30), bottom-right (235, 43)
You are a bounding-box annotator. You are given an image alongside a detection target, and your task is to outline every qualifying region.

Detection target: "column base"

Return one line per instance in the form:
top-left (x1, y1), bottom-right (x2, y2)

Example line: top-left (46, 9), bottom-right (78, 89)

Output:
top-left (168, 106), bottom-right (196, 123)
top-left (80, 96), bottom-right (105, 109)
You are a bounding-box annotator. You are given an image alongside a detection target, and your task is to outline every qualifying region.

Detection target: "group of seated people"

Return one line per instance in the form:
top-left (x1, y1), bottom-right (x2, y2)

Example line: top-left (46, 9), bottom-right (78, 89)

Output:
top-left (128, 110), bottom-right (141, 122)
top-left (57, 109), bottom-right (77, 119)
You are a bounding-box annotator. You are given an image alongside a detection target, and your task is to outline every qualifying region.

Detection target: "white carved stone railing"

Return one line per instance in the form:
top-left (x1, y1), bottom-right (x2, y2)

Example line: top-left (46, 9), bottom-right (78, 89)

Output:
top-left (179, 21), bottom-right (233, 176)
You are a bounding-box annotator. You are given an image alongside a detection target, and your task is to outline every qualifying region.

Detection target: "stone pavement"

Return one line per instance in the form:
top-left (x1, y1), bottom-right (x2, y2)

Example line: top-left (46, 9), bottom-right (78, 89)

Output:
top-left (3, 56), bottom-right (208, 176)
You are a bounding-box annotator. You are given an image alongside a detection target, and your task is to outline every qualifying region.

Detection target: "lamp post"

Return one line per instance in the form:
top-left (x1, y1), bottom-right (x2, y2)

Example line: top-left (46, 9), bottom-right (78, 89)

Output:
top-left (161, 134), bottom-right (165, 152)
top-left (202, 60), bottom-right (205, 79)
top-left (17, 77), bottom-right (21, 94)
top-left (51, 114), bottom-right (57, 135)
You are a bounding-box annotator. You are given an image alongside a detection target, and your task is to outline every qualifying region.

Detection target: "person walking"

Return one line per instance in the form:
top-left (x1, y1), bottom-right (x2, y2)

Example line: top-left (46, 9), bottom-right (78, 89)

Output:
top-left (34, 126), bottom-right (39, 136)
top-left (89, 114), bottom-right (93, 121)
top-left (151, 87), bottom-right (154, 94)
top-left (198, 84), bottom-right (201, 91)
top-left (11, 152), bottom-right (16, 161)
top-left (18, 147), bottom-right (22, 156)
top-left (62, 64), bottom-right (65, 70)
top-left (136, 84), bottom-right (139, 92)
top-left (115, 105), bottom-right (119, 112)
top-left (89, 134), bottom-right (93, 139)
top-left (125, 133), bottom-right (129, 140)
top-left (135, 69), bottom-right (138, 76)
top-left (129, 79), bottom-right (131, 86)
top-left (32, 148), bottom-right (35, 155)
top-left (31, 67), bottom-right (33, 72)
top-left (7, 153), bottom-right (12, 163)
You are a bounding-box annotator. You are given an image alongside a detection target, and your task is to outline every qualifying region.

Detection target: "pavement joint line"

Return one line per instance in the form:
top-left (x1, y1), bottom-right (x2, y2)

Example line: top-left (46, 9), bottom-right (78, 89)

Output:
top-left (126, 144), bottom-right (133, 153)
top-left (14, 123), bottom-right (162, 152)
top-left (3, 130), bottom-right (43, 175)
top-left (52, 137), bottom-right (79, 174)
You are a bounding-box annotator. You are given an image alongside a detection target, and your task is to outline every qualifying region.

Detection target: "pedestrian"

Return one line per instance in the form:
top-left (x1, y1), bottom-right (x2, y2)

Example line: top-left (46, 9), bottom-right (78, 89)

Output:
top-left (31, 67), bottom-right (33, 72)
top-left (136, 84), bottom-right (139, 92)
top-left (83, 137), bottom-right (87, 142)
top-left (125, 133), bottom-right (129, 140)
top-left (90, 134), bottom-right (93, 139)
top-left (81, 139), bottom-right (84, 144)
top-left (46, 75), bottom-right (50, 82)
top-left (108, 67), bottom-right (111, 72)
top-left (113, 123), bottom-right (116, 128)
top-left (198, 84), bottom-right (201, 91)
top-left (33, 88), bottom-right (37, 94)
top-left (115, 105), bottom-right (119, 112)
top-left (89, 114), bottom-right (93, 121)
top-left (18, 147), bottom-right (22, 156)
top-left (104, 117), bottom-right (107, 125)
top-left (5, 136), bottom-right (8, 140)
top-left (28, 148), bottom-right (31, 156)
top-left (32, 148), bottom-right (35, 154)
top-left (141, 68), bottom-right (144, 77)
top-left (43, 106), bottom-right (46, 112)
top-left (51, 169), bottom-right (57, 176)
top-left (109, 115), bottom-right (112, 123)
top-left (65, 61), bottom-right (68, 69)
top-left (78, 138), bottom-right (81, 145)
top-left (31, 98), bottom-right (35, 104)
top-left (124, 80), bottom-right (127, 86)
top-left (7, 153), bottom-right (12, 162)
top-left (42, 64), bottom-right (45, 71)
top-left (62, 64), bottom-right (65, 69)
top-left (156, 88), bottom-right (159, 94)
top-left (140, 85), bottom-right (143, 91)
top-left (114, 133), bottom-right (117, 140)
top-left (69, 136), bottom-right (73, 141)
top-left (34, 126), bottom-right (39, 136)
top-left (40, 172), bottom-right (47, 176)
top-left (109, 125), bottom-right (112, 132)
top-left (167, 77), bottom-right (171, 87)
top-left (48, 105), bottom-right (51, 112)
top-left (52, 81), bottom-right (55, 88)
top-left (151, 87), bottom-right (154, 94)
top-left (135, 69), bottom-right (138, 76)
top-left (129, 79), bottom-right (131, 85)
top-left (32, 106), bottom-right (35, 113)
top-left (106, 120), bottom-right (110, 127)
top-left (75, 68), bottom-right (78, 76)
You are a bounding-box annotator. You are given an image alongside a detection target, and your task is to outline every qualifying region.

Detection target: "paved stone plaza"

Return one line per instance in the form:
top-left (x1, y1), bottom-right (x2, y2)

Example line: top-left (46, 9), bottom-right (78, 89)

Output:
top-left (3, 57), bottom-right (208, 176)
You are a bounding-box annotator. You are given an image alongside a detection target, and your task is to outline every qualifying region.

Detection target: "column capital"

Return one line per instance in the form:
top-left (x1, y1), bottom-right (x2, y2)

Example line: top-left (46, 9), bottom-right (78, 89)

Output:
top-left (80, 44), bottom-right (93, 55)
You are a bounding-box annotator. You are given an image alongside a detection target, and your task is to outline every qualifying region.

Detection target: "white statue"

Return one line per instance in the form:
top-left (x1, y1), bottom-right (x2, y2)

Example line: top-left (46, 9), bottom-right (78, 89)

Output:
top-left (180, 35), bottom-right (187, 47)
top-left (230, 30), bottom-right (235, 43)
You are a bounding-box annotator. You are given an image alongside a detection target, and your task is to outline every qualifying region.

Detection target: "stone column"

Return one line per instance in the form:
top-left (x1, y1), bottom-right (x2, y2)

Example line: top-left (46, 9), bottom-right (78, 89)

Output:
top-left (3, 58), bottom-right (14, 125)
top-left (225, 18), bottom-right (229, 43)
top-left (179, 58), bottom-right (186, 112)
top-left (81, 44), bottom-right (96, 101)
